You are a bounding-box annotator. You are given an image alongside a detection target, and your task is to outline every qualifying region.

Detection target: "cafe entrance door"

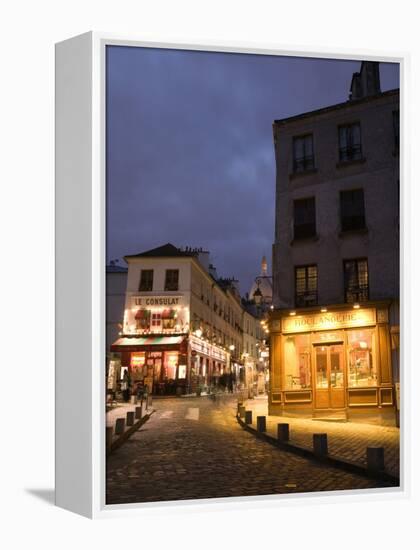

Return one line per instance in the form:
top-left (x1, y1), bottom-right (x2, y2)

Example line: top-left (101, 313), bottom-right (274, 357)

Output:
top-left (314, 343), bottom-right (346, 410)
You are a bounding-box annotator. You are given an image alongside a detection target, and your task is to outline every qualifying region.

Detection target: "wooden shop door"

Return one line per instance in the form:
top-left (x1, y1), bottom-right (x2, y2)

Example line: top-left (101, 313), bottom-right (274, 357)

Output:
top-left (314, 343), bottom-right (345, 410)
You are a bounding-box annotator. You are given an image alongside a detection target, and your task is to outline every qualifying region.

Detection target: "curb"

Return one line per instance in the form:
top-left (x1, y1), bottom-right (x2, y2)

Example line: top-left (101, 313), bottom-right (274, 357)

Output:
top-left (236, 414), bottom-right (399, 486)
top-left (107, 409), bottom-right (155, 455)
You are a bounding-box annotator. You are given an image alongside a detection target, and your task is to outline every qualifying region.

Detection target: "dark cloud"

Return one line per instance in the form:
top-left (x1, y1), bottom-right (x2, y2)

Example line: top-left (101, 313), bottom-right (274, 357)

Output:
top-left (106, 46), bottom-right (399, 294)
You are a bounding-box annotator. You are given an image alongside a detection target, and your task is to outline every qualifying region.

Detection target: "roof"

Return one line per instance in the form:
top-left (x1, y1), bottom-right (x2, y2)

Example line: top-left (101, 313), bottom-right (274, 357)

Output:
top-left (124, 243), bottom-right (196, 260)
top-left (106, 264), bottom-right (128, 273)
top-left (273, 88), bottom-right (399, 127)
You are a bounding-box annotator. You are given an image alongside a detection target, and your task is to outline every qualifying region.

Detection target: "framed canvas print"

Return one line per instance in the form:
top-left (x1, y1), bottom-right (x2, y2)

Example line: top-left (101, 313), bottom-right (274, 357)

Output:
top-left (55, 32), bottom-right (406, 518)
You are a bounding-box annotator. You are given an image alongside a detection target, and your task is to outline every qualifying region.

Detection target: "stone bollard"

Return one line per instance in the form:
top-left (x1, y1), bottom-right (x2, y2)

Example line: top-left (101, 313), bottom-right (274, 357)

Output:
top-left (313, 433), bottom-right (328, 456)
top-left (106, 426), bottom-right (113, 451)
top-left (135, 406), bottom-right (142, 420)
top-left (238, 405), bottom-right (246, 418)
top-left (126, 411), bottom-right (135, 427)
top-left (277, 423), bottom-right (290, 442)
top-left (147, 395), bottom-right (152, 409)
top-left (256, 416), bottom-right (266, 432)
top-left (367, 447), bottom-right (385, 472)
top-left (245, 410), bottom-right (253, 425)
top-left (115, 417), bottom-right (125, 435)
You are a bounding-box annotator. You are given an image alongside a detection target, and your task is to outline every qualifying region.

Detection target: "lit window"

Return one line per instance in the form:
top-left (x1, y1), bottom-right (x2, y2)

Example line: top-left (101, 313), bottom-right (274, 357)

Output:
top-left (344, 259), bottom-right (369, 303)
top-left (295, 265), bottom-right (318, 307)
top-left (284, 334), bottom-right (311, 389)
top-left (151, 312), bottom-right (162, 328)
top-left (347, 329), bottom-right (377, 387)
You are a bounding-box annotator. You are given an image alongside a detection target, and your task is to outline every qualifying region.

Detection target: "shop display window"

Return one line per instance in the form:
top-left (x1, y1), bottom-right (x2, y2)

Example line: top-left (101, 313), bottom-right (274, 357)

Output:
top-left (284, 334), bottom-right (311, 389)
top-left (163, 351), bottom-right (178, 380)
top-left (347, 328), bottom-right (377, 387)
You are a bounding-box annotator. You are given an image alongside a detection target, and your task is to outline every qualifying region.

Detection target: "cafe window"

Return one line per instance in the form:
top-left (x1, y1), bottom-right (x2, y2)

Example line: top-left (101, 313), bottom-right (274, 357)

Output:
top-left (139, 269), bottom-right (153, 291)
top-left (294, 197), bottom-right (316, 240)
top-left (162, 309), bottom-right (176, 329)
top-left (293, 134), bottom-right (315, 173)
top-left (347, 329), bottom-right (377, 387)
top-left (344, 258), bottom-right (369, 303)
top-left (295, 265), bottom-right (318, 307)
top-left (283, 334), bottom-right (311, 390)
top-left (338, 122), bottom-right (362, 161)
top-left (163, 351), bottom-right (178, 380)
top-left (340, 189), bottom-right (366, 232)
top-left (165, 269), bottom-right (179, 291)
top-left (151, 312), bottom-right (162, 328)
top-left (135, 309), bottom-right (150, 330)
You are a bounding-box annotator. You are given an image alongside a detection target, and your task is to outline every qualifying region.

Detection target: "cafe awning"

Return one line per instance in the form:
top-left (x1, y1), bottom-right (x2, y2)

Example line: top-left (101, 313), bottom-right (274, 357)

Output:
top-left (111, 335), bottom-right (185, 352)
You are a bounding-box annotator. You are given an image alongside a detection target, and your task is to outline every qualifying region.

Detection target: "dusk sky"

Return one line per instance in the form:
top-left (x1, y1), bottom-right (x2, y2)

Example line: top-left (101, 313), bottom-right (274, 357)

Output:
top-left (106, 46), bottom-right (399, 294)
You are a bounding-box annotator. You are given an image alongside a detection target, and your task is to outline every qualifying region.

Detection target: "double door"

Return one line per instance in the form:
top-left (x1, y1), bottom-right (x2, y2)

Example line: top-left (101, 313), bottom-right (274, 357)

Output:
top-left (314, 343), bottom-right (346, 410)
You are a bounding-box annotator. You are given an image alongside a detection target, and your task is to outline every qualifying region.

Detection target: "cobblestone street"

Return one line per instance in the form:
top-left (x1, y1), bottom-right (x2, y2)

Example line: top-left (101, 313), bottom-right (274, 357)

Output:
top-left (106, 396), bottom-right (394, 504)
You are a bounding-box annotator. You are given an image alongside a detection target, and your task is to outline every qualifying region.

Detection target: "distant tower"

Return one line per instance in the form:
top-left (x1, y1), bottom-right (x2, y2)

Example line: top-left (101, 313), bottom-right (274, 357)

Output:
top-left (249, 255), bottom-right (273, 307)
top-left (261, 255), bottom-right (268, 276)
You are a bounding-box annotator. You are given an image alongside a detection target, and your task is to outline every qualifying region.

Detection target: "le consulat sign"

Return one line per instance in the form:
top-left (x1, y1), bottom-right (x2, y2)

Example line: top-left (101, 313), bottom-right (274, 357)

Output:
top-left (282, 308), bottom-right (376, 334)
top-left (133, 295), bottom-right (183, 306)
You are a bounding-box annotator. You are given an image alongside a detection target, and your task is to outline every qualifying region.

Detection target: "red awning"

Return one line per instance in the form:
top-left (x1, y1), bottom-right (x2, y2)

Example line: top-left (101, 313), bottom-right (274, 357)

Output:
top-left (111, 335), bottom-right (186, 352)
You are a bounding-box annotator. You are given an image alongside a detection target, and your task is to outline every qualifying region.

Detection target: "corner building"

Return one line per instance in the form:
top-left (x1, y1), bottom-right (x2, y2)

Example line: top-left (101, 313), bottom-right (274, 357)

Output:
top-left (270, 62), bottom-right (399, 425)
top-left (110, 243), bottom-right (259, 395)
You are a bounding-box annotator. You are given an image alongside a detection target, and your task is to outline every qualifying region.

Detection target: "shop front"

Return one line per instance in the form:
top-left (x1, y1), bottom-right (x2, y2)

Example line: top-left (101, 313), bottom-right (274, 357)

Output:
top-left (110, 335), bottom-right (188, 395)
top-left (269, 303), bottom-right (397, 425)
top-left (189, 334), bottom-right (228, 393)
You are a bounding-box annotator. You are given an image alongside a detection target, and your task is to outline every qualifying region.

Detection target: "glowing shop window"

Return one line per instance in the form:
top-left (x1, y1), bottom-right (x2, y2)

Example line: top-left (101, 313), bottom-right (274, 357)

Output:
top-left (284, 334), bottom-right (311, 389)
top-left (347, 329), bottom-right (376, 387)
top-left (130, 352), bottom-right (146, 372)
top-left (315, 346), bottom-right (328, 389)
top-left (164, 352), bottom-right (178, 380)
top-left (178, 364), bottom-right (187, 379)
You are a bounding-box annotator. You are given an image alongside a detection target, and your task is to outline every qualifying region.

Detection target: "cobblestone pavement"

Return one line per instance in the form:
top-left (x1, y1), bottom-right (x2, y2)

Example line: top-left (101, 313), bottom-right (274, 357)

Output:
top-left (106, 396), bottom-right (396, 504)
top-left (244, 397), bottom-right (400, 477)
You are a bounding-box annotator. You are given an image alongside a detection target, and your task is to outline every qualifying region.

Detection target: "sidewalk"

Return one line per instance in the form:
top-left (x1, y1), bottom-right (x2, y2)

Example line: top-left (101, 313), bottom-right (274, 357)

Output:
top-left (242, 396), bottom-right (400, 478)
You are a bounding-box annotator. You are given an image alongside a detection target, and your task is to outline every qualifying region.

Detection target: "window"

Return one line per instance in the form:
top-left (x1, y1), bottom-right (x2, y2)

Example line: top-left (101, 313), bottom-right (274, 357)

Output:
top-left (164, 269), bottom-right (179, 291)
top-left (294, 197), bottom-right (316, 240)
top-left (162, 309), bottom-right (176, 329)
top-left (338, 123), bottom-right (362, 161)
top-left (135, 309), bottom-right (151, 330)
top-left (393, 110), bottom-right (399, 152)
top-left (293, 134), bottom-right (314, 173)
top-left (151, 312), bottom-right (162, 328)
top-left (295, 265), bottom-right (318, 307)
top-left (340, 189), bottom-right (366, 231)
top-left (284, 334), bottom-right (311, 389)
top-left (347, 329), bottom-right (377, 387)
top-left (344, 258), bottom-right (369, 303)
top-left (139, 269), bottom-right (153, 291)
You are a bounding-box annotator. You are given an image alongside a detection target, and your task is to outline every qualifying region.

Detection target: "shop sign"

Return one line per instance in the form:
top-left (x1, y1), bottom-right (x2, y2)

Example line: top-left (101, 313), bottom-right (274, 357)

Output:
top-left (282, 308), bottom-right (376, 334)
top-left (133, 295), bottom-right (183, 306)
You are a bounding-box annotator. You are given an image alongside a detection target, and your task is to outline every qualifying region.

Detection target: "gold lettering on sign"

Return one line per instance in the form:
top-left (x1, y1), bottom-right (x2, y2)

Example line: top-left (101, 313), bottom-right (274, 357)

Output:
top-left (282, 308), bottom-right (376, 334)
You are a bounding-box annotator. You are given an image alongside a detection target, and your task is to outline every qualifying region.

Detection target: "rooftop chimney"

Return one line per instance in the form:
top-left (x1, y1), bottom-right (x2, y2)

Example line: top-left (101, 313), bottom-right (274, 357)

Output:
top-left (349, 61), bottom-right (381, 101)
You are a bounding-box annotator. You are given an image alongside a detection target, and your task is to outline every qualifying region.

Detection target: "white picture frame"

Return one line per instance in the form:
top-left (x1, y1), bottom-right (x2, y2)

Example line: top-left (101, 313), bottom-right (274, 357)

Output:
top-left (55, 31), bottom-right (408, 519)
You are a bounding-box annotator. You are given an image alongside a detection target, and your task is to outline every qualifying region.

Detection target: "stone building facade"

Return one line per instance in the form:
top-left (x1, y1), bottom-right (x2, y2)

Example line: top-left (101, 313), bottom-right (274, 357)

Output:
top-left (270, 62), bottom-right (400, 425)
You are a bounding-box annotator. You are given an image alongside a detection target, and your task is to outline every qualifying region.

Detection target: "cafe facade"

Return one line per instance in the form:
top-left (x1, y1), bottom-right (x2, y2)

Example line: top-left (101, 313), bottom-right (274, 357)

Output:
top-left (268, 302), bottom-right (396, 424)
top-left (109, 244), bottom-right (253, 396)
